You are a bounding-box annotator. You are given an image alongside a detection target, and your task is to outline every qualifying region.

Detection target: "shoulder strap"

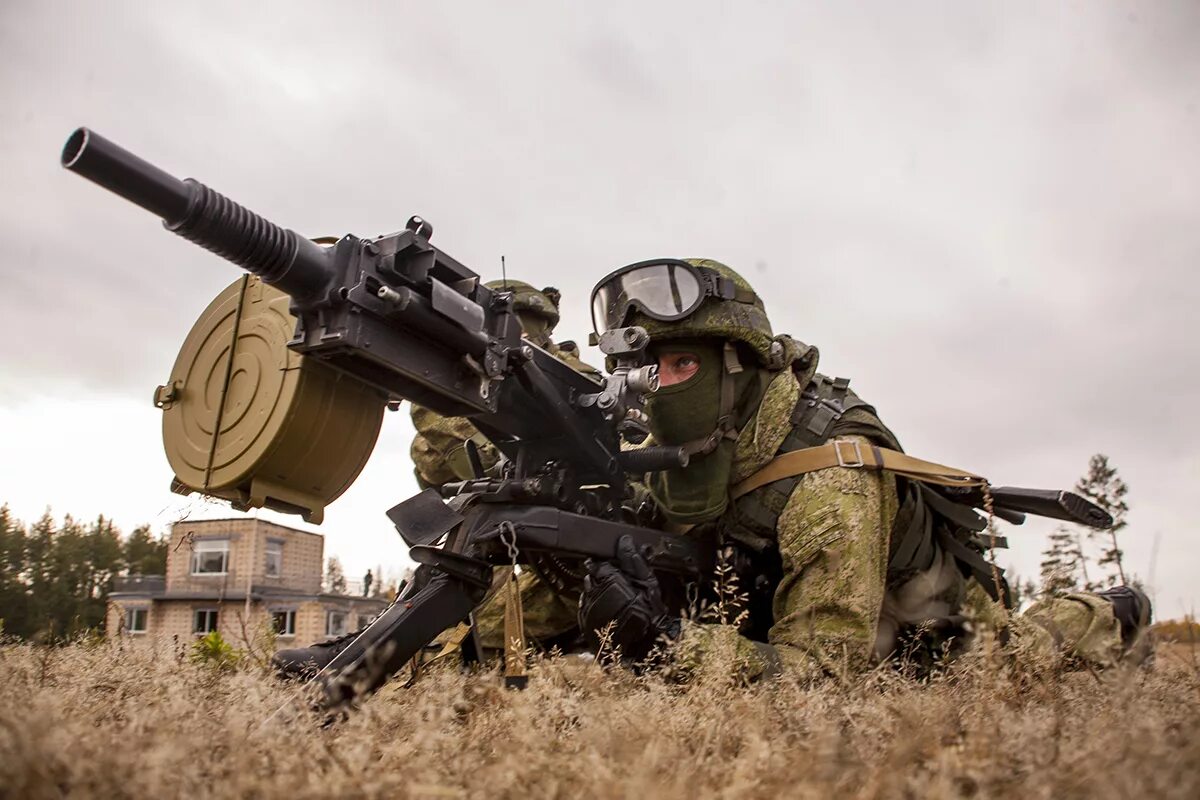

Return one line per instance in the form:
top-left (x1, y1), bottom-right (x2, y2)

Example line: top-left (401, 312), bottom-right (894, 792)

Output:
top-left (720, 373), bottom-right (1013, 606)
top-left (731, 441), bottom-right (987, 502)
top-left (720, 374), bottom-right (894, 552)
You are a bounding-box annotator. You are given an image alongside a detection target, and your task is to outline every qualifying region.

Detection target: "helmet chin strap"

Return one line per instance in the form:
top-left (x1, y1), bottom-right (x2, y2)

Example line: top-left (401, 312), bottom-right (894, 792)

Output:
top-left (679, 342), bottom-right (744, 460)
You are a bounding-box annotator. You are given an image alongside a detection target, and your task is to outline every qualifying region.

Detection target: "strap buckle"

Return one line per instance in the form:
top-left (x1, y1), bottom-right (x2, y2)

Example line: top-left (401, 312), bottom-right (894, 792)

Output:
top-left (833, 439), bottom-right (864, 468)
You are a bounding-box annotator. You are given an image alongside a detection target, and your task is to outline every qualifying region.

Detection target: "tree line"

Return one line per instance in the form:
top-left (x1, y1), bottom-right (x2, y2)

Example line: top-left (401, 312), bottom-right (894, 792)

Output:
top-left (0, 505), bottom-right (166, 640)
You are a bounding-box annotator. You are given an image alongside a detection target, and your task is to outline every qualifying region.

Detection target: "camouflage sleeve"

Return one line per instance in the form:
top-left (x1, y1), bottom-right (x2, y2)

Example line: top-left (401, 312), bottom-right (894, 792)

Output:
top-left (409, 405), bottom-right (500, 487)
top-left (1009, 592), bottom-right (1127, 669)
top-left (471, 568), bottom-right (579, 650)
top-left (548, 340), bottom-right (601, 377)
top-left (673, 436), bottom-right (898, 681)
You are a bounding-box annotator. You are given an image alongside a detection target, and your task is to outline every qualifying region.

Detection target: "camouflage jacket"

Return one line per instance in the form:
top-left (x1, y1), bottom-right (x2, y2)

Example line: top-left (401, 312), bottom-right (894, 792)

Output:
top-left (675, 364), bottom-right (958, 679)
top-left (674, 365), bottom-right (1130, 678)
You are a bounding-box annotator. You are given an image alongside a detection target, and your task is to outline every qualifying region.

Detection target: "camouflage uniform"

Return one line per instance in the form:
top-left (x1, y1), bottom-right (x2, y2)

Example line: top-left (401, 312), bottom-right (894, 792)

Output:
top-left (410, 280), bottom-right (594, 650)
top-left (677, 378), bottom-right (1129, 679)
top-left (605, 260), bottom-right (1143, 679)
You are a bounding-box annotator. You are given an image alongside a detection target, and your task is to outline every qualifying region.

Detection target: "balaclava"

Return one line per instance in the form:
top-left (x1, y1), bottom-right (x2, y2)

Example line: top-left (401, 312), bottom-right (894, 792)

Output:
top-left (645, 339), bottom-right (770, 524)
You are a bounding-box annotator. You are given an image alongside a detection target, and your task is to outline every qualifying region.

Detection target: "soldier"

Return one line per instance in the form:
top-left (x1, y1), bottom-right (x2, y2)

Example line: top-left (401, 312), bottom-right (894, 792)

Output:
top-left (409, 279), bottom-right (597, 488)
top-left (578, 258), bottom-right (1153, 678)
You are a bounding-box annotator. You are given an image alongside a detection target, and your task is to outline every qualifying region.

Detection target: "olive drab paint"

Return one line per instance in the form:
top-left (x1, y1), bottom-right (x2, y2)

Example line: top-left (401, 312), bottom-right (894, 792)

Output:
top-left (156, 275), bottom-right (386, 523)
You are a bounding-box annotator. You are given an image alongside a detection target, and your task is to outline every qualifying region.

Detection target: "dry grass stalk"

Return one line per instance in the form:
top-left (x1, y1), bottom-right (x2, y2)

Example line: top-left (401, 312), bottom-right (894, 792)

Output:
top-left (0, 636), bottom-right (1197, 799)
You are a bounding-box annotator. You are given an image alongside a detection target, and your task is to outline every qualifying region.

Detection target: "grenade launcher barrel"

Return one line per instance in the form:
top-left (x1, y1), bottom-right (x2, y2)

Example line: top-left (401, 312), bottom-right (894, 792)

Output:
top-left (59, 126), bottom-right (506, 420)
top-left (61, 127), bottom-right (333, 301)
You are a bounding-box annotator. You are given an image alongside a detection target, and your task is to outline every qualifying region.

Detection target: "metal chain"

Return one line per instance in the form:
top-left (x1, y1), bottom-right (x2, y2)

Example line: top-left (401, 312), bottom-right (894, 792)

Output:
top-left (498, 520), bottom-right (520, 571)
top-left (980, 482), bottom-right (1008, 610)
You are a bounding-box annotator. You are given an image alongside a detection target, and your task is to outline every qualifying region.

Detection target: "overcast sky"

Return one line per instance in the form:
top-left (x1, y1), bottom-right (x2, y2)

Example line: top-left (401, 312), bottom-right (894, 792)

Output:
top-left (2, 2), bottom-right (1197, 615)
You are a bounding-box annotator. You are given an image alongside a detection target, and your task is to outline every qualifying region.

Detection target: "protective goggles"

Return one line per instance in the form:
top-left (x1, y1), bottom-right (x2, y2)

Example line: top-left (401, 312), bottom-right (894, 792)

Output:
top-left (590, 259), bottom-right (752, 335)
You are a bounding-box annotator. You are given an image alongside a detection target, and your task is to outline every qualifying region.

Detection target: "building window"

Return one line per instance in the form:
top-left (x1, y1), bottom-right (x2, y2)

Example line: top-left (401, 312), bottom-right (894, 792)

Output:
top-left (271, 610), bottom-right (296, 637)
top-left (326, 610), bottom-right (347, 638)
top-left (265, 540), bottom-right (283, 578)
top-left (190, 539), bottom-right (230, 575)
top-left (125, 608), bottom-right (148, 633)
top-left (193, 609), bottom-right (219, 634)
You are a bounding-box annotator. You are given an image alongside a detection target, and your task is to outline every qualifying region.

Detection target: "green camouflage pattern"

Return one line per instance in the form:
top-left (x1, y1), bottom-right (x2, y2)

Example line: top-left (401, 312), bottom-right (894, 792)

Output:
top-left (673, 619), bottom-right (780, 681)
top-left (471, 567), bottom-right (578, 650)
top-left (729, 368), bottom-right (798, 484)
top-left (626, 260), bottom-right (776, 365)
top-left (631, 257), bottom-right (1142, 677)
top-left (671, 367), bottom-right (1137, 680)
top-left (763, 434), bottom-right (899, 674)
top-left (1010, 591), bottom-right (1127, 669)
top-left (409, 406), bottom-right (501, 488)
top-left (483, 279), bottom-right (560, 327)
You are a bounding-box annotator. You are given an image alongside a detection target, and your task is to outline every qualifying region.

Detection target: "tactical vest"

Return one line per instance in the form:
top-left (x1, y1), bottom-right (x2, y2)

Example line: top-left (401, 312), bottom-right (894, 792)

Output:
top-left (716, 373), bottom-right (1011, 616)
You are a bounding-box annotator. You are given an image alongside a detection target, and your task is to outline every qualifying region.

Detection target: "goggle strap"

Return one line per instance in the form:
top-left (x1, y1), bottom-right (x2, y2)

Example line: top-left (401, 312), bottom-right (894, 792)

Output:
top-left (591, 262), bottom-right (760, 335)
top-left (734, 285), bottom-right (758, 304)
top-left (700, 270), bottom-right (757, 306)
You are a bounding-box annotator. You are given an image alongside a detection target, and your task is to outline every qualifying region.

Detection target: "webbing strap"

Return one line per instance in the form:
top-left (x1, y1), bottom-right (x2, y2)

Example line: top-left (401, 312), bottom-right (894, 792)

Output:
top-left (724, 372), bottom-right (1010, 605)
top-left (937, 527), bottom-right (1011, 605)
top-left (888, 483), bottom-right (933, 574)
top-left (503, 570), bottom-right (528, 688)
top-left (723, 374), bottom-right (884, 548)
top-left (731, 440), bottom-right (987, 501)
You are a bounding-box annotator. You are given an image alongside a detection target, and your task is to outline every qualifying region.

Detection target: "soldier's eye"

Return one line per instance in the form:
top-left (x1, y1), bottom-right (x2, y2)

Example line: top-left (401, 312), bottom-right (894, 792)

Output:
top-left (655, 351), bottom-right (703, 386)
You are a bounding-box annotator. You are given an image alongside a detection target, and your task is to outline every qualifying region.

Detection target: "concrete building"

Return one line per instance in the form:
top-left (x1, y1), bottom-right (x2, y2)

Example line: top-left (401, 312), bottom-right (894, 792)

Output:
top-left (107, 518), bottom-right (388, 649)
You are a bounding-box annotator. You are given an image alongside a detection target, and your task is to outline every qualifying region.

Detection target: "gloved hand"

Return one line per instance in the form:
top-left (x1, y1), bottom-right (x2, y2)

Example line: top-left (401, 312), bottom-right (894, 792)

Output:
top-left (578, 535), bottom-right (679, 661)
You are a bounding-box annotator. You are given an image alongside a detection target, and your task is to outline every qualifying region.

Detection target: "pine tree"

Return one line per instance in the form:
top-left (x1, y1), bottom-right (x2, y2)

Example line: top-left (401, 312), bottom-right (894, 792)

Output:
top-left (24, 510), bottom-right (57, 636)
top-left (1075, 454), bottom-right (1129, 587)
top-left (1007, 576), bottom-right (1040, 611)
top-left (1039, 524), bottom-right (1085, 596)
top-left (325, 557), bottom-right (348, 595)
top-left (0, 505), bottom-right (156, 639)
top-left (0, 506), bottom-right (30, 637)
top-left (83, 516), bottom-right (125, 631)
top-left (1075, 530), bottom-right (1098, 591)
top-left (124, 525), bottom-right (167, 575)
top-left (48, 514), bottom-right (90, 636)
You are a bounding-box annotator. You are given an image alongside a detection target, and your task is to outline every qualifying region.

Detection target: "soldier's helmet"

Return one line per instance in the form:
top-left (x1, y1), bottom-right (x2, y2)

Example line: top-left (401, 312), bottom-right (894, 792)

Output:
top-left (484, 279), bottom-right (561, 330)
top-left (590, 259), bottom-right (775, 365)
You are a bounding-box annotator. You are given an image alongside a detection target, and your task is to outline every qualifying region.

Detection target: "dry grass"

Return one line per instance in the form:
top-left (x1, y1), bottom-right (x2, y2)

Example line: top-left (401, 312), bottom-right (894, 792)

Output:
top-left (1, 636), bottom-right (1198, 800)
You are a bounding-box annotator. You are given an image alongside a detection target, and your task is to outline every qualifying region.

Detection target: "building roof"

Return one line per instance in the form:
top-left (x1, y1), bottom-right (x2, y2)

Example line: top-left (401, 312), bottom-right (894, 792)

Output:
top-left (168, 517), bottom-right (324, 539)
